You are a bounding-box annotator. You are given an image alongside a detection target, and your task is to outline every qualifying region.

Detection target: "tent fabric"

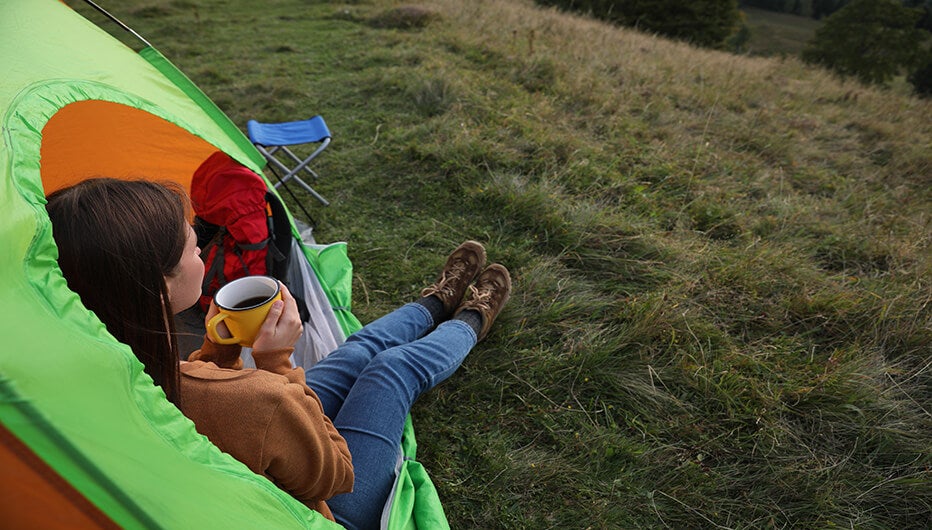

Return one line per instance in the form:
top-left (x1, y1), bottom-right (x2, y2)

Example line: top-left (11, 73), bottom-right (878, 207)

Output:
top-left (310, 242), bottom-right (365, 338)
top-left (282, 243), bottom-right (348, 371)
top-left (2, 1), bottom-right (449, 528)
top-left (0, 0), bottom-right (336, 528)
top-left (382, 416), bottom-right (451, 530)
top-left (0, 425), bottom-right (117, 529)
top-left (40, 100), bottom-right (219, 195)
top-left (0, 382), bottom-right (127, 530)
top-left (2, 0), bottom-right (335, 527)
top-left (138, 45), bottom-right (266, 170)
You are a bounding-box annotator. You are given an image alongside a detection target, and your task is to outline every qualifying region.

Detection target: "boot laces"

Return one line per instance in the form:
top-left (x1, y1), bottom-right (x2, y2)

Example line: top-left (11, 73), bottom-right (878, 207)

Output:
top-left (427, 258), bottom-right (468, 298)
top-left (466, 282), bottom-right (494, 312)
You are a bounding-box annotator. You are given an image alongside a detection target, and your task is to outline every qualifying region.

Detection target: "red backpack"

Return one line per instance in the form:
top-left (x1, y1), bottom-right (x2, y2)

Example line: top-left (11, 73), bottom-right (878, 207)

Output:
top-left (190, 152), bottom-right (291, 313)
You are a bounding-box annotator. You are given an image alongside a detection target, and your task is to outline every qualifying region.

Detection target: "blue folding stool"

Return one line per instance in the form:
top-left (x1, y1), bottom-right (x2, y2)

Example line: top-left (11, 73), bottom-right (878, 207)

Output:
top-left (247, 116), bottom-right (332, 206)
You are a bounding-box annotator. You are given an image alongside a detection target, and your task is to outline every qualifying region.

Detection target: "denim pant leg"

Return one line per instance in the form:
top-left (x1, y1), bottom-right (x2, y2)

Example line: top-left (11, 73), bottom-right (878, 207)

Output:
top-left (324, 319), bottom-right (477, 530)
top-left (307, 303), bottom-right (435, 419)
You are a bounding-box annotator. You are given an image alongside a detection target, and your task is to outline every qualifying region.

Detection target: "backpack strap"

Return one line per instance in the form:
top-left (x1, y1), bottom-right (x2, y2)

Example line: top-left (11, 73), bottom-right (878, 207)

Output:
top-left (200, 226), bottom-right (228, 296)
top-left (265, 192), bottom-right (292, 280)
top-left (236, 240), bottom-right (270, 252)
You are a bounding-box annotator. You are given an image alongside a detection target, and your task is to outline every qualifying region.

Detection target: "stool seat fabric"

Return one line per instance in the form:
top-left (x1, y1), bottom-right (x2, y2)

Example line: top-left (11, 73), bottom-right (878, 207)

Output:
top-left (247, 116), bottom-right (331, 146)
top-left (246, 115), bottom-right (332, 206)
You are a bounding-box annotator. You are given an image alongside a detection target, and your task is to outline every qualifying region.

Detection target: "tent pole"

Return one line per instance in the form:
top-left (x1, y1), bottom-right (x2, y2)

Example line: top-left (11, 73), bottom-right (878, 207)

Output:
top-left (78, 0), bottom-right (152, 48)
top-left (267, 164), bottom-right (318, 230)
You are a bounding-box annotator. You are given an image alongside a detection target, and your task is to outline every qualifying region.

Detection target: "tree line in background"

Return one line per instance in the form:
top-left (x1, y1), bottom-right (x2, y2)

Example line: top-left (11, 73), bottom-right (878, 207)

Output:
top-left (534, 0), bottom-right (744, 47)
top-left (740, 0), bottom-right (850, 19)
top-left (535, 0), bottom-right (932, 96)
top-left (741, 0), bottom-right (932, 26)
top-left (803, 0), bottom-right (931, 92)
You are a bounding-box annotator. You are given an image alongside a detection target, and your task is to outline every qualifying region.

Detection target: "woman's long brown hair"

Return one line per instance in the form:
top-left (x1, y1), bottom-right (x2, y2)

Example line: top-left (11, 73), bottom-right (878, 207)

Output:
top-left (46, 178), bottom-right (189, 405)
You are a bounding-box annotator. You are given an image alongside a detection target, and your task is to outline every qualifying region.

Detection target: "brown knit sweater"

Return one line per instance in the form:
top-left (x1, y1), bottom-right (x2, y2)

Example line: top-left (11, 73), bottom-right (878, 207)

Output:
top-left (180, 340), bottom-right (353, 521)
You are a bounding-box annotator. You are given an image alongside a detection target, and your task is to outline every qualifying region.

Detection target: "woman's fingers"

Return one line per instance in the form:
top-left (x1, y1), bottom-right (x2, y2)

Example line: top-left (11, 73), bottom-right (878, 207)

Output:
top-left (252, 283), bottom-right (303, 351)
top-left (278, 284), bottom-right (304, 344)
top-left (264, 300), bottom-right (286, 328)
top-left (204, 300), bottom-right (233, 340)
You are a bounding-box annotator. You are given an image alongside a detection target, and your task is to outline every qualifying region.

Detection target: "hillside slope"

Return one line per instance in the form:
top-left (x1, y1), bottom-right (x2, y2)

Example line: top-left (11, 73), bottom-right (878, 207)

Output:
top-left (78, 0), bottom-right (931, 527)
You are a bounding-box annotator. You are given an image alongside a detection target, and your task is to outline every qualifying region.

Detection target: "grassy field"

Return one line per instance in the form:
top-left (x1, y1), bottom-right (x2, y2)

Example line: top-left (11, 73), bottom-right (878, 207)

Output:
top-left (740, 6), bottom-right (823, 56)
top-left (77, 0), bottom-right (930, 527)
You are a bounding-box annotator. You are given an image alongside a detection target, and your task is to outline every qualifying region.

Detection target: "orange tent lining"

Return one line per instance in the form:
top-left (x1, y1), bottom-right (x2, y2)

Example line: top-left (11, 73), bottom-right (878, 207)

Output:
top-left (0, 422), bottom-right (119, 529)
top-left (40, 100), bottom-right (219, 194)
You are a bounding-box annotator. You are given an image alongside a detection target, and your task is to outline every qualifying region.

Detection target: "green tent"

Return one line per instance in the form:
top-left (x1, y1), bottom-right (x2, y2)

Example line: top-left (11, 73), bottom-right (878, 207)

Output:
top-left (0, 1), bottom-right (448, 527)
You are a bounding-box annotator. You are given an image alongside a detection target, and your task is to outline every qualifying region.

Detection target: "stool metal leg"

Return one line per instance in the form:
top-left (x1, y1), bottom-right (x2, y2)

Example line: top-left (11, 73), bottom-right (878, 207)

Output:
top-left (254, 144), bottom-right (330, 206)
top-left (280, 145), bottom-right (325, 181)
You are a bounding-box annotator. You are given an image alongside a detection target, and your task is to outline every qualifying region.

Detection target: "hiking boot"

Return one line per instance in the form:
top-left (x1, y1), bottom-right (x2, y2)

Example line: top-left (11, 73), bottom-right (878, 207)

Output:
top-left (454, 263), bottom-right (511, 342)
top-left (420, 241), bottom-right (487, 315)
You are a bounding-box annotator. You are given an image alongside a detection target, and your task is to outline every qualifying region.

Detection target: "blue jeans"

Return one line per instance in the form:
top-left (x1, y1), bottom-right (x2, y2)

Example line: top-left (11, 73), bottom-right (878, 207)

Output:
top-left (305, 303), bottom-right (477, 530)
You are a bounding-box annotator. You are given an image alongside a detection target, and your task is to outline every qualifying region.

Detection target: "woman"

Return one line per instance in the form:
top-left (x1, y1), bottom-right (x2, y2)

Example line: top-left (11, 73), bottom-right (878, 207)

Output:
top-left (46, 177), bottom-right (511, 530)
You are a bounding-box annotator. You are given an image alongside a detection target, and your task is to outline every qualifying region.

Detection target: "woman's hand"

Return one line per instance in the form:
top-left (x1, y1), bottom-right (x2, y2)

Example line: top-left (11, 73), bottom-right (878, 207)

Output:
top-left (251, 283), bottom-right (304, 352)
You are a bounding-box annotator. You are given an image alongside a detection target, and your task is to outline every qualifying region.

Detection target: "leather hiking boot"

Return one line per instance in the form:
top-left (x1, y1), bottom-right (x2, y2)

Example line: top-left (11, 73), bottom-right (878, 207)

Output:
top-left (454, 263), bottom-right (511, 342)
top-left (420, 241), bottom-right (487, 315)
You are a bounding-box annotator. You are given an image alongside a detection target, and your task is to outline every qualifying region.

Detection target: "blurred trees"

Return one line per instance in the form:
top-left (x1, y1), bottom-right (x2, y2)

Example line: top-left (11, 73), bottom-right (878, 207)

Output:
top-left (801, 0), bottom-right (930, 85)
top-left (903, 0), bottom-right (932, 30)
top-left (739, 0), bottom-right (849, 19)
top-left (811, 0), bottom-right (849, 18)
top-left (740, 0), bottom-right (932, 24)
top-left (536, 0), bottom-right (742, 48)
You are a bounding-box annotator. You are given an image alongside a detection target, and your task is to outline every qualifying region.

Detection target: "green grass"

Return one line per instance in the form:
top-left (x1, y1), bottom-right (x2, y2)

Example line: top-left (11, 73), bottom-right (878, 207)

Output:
top-left (76, 0), bottom-right (931, 527)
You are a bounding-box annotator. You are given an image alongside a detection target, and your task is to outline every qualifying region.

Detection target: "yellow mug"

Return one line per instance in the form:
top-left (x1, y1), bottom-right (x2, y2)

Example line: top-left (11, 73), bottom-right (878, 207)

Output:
top-left (206, 276), bottom-right (282, 347)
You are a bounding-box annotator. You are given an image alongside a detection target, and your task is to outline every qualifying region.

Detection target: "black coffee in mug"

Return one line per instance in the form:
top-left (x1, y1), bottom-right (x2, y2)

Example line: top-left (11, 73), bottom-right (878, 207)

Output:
top-left (233, 296), bottom-right (272, 309)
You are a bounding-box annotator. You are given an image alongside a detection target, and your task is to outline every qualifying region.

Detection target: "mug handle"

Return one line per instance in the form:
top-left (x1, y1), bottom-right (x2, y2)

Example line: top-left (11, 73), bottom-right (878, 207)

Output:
top-left (206, 312), bottom-right (240, 345)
